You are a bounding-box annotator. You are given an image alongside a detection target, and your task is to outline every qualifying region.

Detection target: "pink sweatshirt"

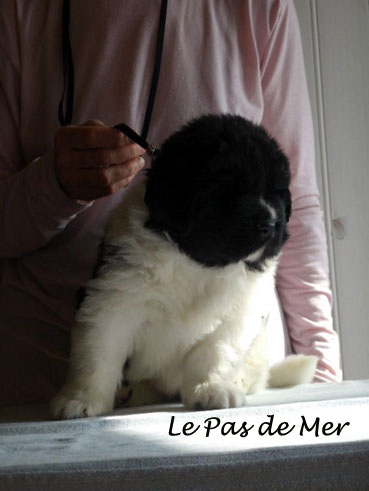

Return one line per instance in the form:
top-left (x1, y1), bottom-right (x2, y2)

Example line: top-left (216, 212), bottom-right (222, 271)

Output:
top-left (0, 0), bottom-right (341, 382)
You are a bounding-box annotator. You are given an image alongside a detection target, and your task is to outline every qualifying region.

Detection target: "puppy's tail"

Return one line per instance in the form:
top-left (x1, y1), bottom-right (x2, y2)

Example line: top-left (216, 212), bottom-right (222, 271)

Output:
top-left (268, 354), bottom-right (318, 388)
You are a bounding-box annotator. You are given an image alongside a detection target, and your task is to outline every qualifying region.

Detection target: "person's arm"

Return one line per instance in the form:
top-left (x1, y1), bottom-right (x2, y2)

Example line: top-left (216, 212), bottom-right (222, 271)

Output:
top-left (260, 0), bottom-right (341, 382)
top-left (0, 25), bottom-right (90, 258)
top-left (0, 44), bottom-right (144, 259)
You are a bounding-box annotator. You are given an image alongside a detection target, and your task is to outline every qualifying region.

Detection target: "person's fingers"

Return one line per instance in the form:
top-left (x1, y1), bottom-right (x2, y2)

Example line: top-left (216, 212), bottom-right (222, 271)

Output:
top-left (77, 156), bottom-right (145, 188)
top-left (62, 174), bottom-right (137, 201)
top-left (55, 125), bottom-right (130, 150)
top-left (62, 144), bottom-right (146, 168)
top-left (53, 119), bottom-right (146, 201)
top-left (56, 156), bottom-right (145, 201)
top-left (80, 119), bottom-right (106, 127)
top-left (99, 173), bottom-right (138, 196)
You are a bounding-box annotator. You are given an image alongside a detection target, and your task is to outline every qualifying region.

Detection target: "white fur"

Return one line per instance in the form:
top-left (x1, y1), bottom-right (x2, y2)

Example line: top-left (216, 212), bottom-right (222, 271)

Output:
top-left (51, 182), bottom-right (317, 419)
top-left (269, 355), bottom-right (318, 388)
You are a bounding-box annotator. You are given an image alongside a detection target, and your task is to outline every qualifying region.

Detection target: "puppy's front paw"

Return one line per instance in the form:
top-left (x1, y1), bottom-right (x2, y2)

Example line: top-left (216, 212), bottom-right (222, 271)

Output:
top-left (50, 387), bottom-right (114, 419)
top-left (181, 381), bottom-right (246, 410)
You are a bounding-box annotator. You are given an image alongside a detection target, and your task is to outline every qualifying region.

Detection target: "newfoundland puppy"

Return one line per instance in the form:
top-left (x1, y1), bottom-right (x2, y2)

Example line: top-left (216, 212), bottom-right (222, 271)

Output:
top-left (51, 114), bottom-right (317, 419)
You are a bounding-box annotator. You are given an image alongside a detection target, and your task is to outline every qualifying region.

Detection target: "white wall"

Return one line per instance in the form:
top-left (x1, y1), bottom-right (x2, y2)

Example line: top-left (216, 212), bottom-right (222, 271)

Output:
top-left (294, 0), bottom-right (369, 380)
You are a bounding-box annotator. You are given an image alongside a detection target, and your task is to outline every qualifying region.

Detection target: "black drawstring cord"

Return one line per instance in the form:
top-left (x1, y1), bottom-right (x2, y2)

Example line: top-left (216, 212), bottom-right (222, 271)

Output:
top-left (114, 123), bottom-right (158, 156)
top-left (58, 0), bottom-right (74, 127)
top-left (140, 0), bottom-right (167, 142)
top-left (58, 0), bottom-right (168, 156)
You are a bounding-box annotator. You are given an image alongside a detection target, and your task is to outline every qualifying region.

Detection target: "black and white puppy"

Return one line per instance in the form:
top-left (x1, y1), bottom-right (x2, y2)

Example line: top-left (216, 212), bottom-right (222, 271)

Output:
top-left (51, 114), bottom-right (317, 419)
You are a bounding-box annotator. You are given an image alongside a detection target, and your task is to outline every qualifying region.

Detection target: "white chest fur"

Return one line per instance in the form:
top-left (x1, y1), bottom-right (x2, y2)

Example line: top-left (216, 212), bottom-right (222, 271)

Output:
top-left (51, 182), bottom-right (287, 419)
top-left (78, 183), bottom-right (276, 393)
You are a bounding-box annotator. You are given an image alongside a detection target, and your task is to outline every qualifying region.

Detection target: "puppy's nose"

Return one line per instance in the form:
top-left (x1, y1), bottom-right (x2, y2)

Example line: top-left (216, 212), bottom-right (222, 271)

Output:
top-left (258, 218), bottom-right (277, 239)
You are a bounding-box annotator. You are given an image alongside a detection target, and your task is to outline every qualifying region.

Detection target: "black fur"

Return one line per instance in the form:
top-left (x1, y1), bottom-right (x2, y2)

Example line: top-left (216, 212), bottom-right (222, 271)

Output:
top-left (144, 114), bottom-right (291, 270)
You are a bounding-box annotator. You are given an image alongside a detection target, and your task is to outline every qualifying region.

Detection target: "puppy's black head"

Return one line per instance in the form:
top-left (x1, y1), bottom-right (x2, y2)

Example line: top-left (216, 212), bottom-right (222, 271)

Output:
top-left (144, 114), bottom-right (291, 270)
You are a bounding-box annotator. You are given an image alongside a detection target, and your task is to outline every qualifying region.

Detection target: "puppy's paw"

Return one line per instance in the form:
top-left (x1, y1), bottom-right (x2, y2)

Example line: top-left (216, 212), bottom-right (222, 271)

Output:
top-left (50, 387), bottom-right (114, 419)
top-left (181, 381), bottom-right (246, 410)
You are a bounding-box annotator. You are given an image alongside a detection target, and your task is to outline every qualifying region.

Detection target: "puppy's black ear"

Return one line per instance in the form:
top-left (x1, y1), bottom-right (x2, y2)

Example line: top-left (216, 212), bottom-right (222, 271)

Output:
top-left (143, 124), bottom-right (201, 238)
top-left (144, 165), bottom-right (191, 238)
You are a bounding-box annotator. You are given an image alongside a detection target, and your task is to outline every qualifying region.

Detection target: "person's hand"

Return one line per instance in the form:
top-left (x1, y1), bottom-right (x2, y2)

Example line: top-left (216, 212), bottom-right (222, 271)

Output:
top-left (54, 119), bottom-right (146, 203)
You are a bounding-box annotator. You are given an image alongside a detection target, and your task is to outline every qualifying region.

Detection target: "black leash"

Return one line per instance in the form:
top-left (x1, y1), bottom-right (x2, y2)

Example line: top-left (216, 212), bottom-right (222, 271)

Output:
top-left (58, 0), bottom-right (168, 155)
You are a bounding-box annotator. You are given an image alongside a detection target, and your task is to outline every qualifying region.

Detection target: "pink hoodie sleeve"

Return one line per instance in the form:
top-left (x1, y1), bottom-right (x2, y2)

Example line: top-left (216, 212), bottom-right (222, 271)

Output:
top-left (0, 41), bottom-right (90, 259)
top-left (260, 0), bottom-right (342, 382)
